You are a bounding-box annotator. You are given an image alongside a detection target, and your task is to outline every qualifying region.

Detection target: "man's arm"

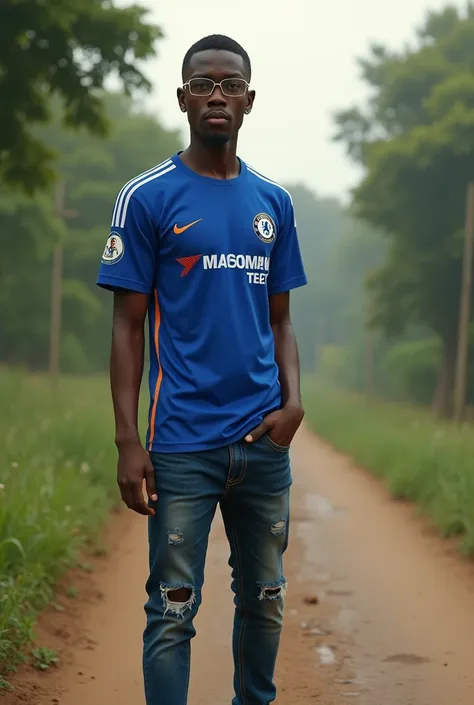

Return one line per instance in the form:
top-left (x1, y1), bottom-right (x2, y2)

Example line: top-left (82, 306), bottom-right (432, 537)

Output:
top-left (97, 193), bottom-right (159, 516)
top-left (111, 290), bottom-right (157, 516)
top-left (245, 291), bottom-right (304, 447)
top-left (269, 291), bottom-right (303, 412)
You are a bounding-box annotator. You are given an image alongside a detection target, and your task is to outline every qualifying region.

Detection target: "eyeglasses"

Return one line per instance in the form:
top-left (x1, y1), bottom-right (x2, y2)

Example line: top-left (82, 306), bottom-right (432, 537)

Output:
top-left (183, 77), bottom-right (249, 97)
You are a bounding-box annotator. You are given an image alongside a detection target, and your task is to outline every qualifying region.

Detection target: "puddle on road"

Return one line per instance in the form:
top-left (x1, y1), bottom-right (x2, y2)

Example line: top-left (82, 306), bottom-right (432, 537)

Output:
top-left (293, 489), bottom-right (366, 699)
top-left (328, 589), bottom-right (354, 597)
top-left (341, 693), bottom-right (363, 699)
top-left (316, 573), bottom-right (330, 583)
top-left (384, 653), bottom-right (431, 665)
top-left (302, 623), bottom-right (332, 637)
top-left (334, 607), bottom-right (358, 634)
top-left (316, 645), bottom-right (337, 665)
top-left (306, 493), bottom-right (346, 519)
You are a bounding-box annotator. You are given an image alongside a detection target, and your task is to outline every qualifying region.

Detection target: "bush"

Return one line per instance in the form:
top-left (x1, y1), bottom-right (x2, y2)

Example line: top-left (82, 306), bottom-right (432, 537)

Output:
top-left (380, 337), bottom-right (440, 404)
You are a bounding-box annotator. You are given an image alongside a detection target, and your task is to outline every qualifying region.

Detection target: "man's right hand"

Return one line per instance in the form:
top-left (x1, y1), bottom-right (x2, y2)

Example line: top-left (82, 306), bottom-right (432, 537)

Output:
top-left (116, 441), bottom-right (157, 516)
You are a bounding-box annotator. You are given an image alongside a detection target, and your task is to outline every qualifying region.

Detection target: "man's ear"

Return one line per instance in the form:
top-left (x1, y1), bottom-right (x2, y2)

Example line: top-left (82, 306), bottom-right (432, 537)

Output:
top-left (246, 89), bottom-right (256, 115)
top-left (177, 87), bottom-right (187, 113)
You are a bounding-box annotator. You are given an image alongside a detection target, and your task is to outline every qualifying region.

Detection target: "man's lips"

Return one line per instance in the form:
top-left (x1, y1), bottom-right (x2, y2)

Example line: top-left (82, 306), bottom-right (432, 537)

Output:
top-left (204, 110), bottom-right (230, 124)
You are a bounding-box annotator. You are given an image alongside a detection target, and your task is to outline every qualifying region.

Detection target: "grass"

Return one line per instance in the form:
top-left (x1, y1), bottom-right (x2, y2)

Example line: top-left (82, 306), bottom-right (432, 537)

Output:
top-left (5, 370), bottom-right (472, 678)
top-left (31, 647), bottom-right (59, 671)
top-left (0, 370), bottom-right (119, 683)
top-left (302, 378), bottom-right (474, 555)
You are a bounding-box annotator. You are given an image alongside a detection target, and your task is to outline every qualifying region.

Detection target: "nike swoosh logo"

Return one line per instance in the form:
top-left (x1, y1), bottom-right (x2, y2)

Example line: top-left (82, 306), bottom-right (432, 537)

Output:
top-left (173, 219), bottom-right (203, 235)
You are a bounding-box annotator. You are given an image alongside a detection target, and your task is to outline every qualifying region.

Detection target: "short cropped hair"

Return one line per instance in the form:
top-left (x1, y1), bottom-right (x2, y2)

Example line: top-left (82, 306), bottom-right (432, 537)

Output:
top-left (182, 34), bottom-right (251, 81)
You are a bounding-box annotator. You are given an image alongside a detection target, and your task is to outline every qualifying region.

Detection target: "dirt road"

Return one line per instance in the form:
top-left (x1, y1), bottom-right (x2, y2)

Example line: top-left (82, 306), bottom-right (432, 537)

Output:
top-left (5, 426), bottom-right (474, 704)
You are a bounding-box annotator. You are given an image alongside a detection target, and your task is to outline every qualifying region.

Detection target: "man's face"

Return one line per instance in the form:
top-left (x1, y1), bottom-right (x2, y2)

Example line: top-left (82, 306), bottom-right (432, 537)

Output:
top-left (178, 49), bottom-right (255, 146)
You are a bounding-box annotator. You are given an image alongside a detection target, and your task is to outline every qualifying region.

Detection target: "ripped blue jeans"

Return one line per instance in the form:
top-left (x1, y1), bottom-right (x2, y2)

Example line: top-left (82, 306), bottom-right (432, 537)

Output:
top-left (143, 435), bottom-right (291, 705)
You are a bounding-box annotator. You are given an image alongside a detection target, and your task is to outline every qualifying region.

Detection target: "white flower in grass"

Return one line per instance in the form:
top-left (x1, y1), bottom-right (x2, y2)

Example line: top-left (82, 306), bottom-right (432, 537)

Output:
top-left (80, 462), bottom-right (90, 474)
top-left (0, 483), bottom-right (5, 491)
top-left (11, 462), bottom-right (18, 469)
top-left (65, 505), bottom-right (72, 513)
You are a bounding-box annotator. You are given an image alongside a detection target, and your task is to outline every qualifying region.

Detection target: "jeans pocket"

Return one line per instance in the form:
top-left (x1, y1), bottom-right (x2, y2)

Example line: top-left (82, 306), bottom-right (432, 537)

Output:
top-left (263, 433), bottom-right (290, 453)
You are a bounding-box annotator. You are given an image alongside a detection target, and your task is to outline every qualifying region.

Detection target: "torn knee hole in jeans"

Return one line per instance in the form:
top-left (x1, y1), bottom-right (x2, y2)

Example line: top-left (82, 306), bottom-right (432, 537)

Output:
top-left (258, 580), bottom-right (288, 602)
top-left (167, 529), bottom-right (184, 546)
top-left (271, 519), bottom-right (287, 536)
top-left (160, 584), bottom-right (195, 617)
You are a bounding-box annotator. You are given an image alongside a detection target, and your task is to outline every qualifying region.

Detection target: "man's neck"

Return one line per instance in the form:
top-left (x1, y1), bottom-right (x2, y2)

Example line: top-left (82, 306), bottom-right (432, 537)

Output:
top-left (180, 136), bottom-right (240, 180)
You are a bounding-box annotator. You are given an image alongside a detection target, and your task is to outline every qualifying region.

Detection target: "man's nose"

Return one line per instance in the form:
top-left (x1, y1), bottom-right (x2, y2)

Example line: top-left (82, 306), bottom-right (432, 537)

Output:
top-left (207, 84), bottom-right (227, 105)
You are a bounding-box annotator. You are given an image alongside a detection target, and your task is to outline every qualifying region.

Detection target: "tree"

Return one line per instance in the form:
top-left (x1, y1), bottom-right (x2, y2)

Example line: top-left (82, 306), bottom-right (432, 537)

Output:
top-left (0, 189), bottom-right (65, 367)
top-left (335, 5), bottom-right (474, 417)
top-left (0, 0), bottom-right (161, 192)
top-left (283, 184), bottom-right (349, 372)
top-left (56, 93), bottom-right (182, 372)
top-left (0, 93), bottom-right (182, 370)
top-left (281, 183), bottom-right (385, 377)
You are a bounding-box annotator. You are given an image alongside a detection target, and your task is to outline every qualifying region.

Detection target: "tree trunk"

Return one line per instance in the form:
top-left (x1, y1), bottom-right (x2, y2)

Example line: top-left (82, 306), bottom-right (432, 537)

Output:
top-left (432, 338), bottom-right (457, 419)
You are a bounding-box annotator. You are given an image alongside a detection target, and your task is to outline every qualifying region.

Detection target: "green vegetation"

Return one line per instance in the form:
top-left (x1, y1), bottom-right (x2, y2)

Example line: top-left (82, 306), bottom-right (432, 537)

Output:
top-left (303, 379), bottom-right (474, 555)
top-left (1, 0), bottom-right (160, 192)
top-left (32, 647), bottom-right (59, 672)
top-left (335, 5), bottom-right (474, 418)
top-left (0, 372), bottom-right (118, 682)
top-left (0, 93), bottom-right (181, 372)
top-left (2, 0), bottom-right (474, 684)
top-left (2, 3), bottom-right (474, 413)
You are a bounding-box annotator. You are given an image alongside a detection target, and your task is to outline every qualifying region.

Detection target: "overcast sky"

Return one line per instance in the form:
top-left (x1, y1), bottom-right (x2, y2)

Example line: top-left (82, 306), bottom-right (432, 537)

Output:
top-left (135, 0), bottom-right (452, 200)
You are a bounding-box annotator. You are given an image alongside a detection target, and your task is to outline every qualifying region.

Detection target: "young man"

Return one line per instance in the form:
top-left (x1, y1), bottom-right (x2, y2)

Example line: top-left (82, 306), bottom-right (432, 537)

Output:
top-left (97, 34), bottom-right (307, 705)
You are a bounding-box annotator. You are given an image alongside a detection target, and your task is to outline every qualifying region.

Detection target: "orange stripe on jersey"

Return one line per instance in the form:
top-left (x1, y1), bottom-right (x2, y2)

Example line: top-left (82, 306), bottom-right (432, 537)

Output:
top-left (148, 290), bottom-right (163, 451)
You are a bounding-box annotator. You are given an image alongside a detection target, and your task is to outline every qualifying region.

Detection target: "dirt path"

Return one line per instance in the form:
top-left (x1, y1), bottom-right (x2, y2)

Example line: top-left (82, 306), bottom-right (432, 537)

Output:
top-left (4, 426), bottom-right (474, 704)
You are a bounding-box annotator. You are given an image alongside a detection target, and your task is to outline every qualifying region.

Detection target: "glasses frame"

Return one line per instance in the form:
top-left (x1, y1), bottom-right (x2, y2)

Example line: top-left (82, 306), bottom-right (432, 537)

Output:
top-left (183, 77), bottom-right (250, 98)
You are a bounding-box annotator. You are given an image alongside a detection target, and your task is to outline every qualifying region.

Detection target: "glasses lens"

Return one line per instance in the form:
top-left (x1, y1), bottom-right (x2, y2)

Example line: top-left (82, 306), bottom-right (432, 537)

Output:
top-left (221, 78), bottom-right (247, 97)
top-left (188, 78), bottom-right (214, 96)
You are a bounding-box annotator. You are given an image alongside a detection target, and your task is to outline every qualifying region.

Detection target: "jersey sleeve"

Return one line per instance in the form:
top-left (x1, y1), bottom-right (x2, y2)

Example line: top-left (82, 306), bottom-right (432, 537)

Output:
top-left (267, 195), bottom-right (307, 296)
top-left (96, 194), bottom-right (157, 294)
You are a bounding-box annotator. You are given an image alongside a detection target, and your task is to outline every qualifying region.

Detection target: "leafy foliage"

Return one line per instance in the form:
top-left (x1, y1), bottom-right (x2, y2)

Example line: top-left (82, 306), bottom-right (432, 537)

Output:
top-left (0, 93), bottom-right (182, 370)
top-left (32, 647), bottom-right (59, 671)
top-left (335, 5), bottom-right (474, 415)
top-left (0, 0), bottom-right (161, 191)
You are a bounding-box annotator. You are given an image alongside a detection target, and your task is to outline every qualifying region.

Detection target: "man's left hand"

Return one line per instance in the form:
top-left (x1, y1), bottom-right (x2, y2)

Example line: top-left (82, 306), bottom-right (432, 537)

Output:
top-left (245, 405), bottom-right (304, 448)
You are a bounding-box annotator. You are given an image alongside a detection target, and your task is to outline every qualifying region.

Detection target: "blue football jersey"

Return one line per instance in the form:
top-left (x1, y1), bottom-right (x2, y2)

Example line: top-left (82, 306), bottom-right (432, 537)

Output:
top-left (97, 153), bottom-right (307, 452)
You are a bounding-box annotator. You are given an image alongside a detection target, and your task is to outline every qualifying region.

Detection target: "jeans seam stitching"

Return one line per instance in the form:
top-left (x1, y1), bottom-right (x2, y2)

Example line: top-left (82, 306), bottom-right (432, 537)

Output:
top-left (224, 444), bottom-right (234, 493)
top-left (232, 525), bottom-right (248, 705)
top-left (228, 443), bottom-right (247, 486)
top-left (183, 642), bottom-right (191, 705)
top-left (263, 434), bottom-right (290, 453)
top-left (143, 650), bottom-right (150, 703)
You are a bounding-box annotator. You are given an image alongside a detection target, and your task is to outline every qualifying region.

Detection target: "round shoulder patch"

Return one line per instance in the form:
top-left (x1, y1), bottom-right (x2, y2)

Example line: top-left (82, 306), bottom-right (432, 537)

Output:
top-left (253, 213), bottom-right (276, 243)
top-left (101, 232), bottom-right (124, 265)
